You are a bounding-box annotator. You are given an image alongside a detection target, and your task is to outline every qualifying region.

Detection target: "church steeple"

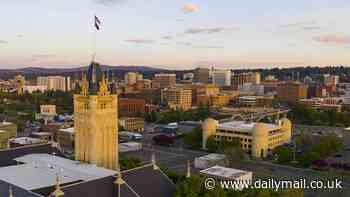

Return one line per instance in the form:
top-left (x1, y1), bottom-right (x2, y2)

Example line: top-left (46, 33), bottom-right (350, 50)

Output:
top-left (98, 73), bottom-right (110, 96)
top-left (87, 61), bottom-right (103, 94)
top-left (81, 73), bottom-right (89, 96)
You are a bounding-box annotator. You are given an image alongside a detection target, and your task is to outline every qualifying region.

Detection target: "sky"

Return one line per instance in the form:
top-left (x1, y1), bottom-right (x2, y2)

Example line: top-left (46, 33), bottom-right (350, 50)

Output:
top-left (0, 0), bottom-right (350, 69)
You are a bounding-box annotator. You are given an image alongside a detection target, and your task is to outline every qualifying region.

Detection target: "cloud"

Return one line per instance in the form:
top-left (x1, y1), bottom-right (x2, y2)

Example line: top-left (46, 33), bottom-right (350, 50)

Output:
top-left (124, 39), bottom-right (155, 44)
top-left (162, 36), bottom-right (173, 40)
top-left (279, 21), bottom-right (317, 28)
top-left (95, 0), bottom-right (126, 6)
top-left (314, 34), bottom-right (350, 44)
top-left (177, 42), bottom-right (192, 46)
top-left (176, 18), bottom-right (185, 22)
top-left (302, 26), bottom-right (322, 31)
top-left (0, 40), bottom-right (8, 44)
top-left (185, 27), bottom-right (239, 34)
top-left (32, 54), bottom-right (56, 59)
top-left (183, 3), bottom-right (200, 13)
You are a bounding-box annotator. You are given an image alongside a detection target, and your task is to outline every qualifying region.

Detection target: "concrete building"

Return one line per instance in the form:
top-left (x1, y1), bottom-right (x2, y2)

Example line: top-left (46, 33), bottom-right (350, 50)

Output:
top-left (193, 67), bottom-right (210, 84)
top-left (74, 62), bottom-right (118, 170)
top-left (200, 166), bottom-right (253, 190)
top-left (277, 81), bottom-right (308, 103)
top-left (57, 127), bottom-right (74, 150)
top-left (202, 118), bottom-right (292, 158)
top-left (23, 85), bottom-right (47, 93)
top-left (152, 73), bottom-right (176, 89)
top-left (194, 153), bottom-right (226, 169)
top-left (212, 69), bottom-right (231, 87)
top-left (238, 83), bottom-right (264, 95)
top-left (124, 72), bottom-right (143, 86)
top-left (119, 98), bottom-right (145, 117)
top-left (231, 72), bottom-right (261, 90)
top-left (237, 95), bottom-right (274, 107)
top-left (299, 97), bottom-right (343, 112)
top-left (14, 75), bottom-right (25, 95)
top-left (37, 76), bottom-right (71, 92)
top-left (0, 122), bottom-right (17, 150)
top-left (119, 117), bottom-right (145, 132)
top-left (161, 86), bottom-right (192, 110)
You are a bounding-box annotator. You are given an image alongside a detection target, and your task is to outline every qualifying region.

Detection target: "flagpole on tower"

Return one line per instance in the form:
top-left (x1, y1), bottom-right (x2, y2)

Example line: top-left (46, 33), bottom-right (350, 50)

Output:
top-left (92, 14), bottom-right (101, 63)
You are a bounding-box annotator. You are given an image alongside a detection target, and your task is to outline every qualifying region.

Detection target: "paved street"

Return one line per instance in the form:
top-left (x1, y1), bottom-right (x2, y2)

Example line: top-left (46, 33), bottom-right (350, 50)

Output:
top-left (122, 141), bottom-right (350, 196)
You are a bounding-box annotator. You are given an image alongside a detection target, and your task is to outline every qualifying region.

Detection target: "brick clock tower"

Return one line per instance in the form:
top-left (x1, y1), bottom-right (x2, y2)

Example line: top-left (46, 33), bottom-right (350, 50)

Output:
top-left (74, 62), bottom-right (118, 170)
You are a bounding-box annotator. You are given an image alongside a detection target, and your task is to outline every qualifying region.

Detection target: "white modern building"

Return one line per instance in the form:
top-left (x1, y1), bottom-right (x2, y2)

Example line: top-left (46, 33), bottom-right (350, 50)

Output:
top-left (212, 69), bottom-right (231, 87)
top-left (200, 165), bottom-right (253, 190)
top-left (37, 76), bottom-right (71, 92)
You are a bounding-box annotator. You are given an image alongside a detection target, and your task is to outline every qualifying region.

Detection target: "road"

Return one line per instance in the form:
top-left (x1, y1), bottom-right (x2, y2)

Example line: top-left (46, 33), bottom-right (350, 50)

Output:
top-left (122, 141), bottom-right (350, 196)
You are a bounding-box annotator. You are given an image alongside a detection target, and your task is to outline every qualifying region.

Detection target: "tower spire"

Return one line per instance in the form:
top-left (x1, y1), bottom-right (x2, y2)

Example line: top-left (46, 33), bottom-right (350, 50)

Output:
top-left (81, 72), bottom-right (89, 96)
top-left (98, 72), bottom-right (110, 96)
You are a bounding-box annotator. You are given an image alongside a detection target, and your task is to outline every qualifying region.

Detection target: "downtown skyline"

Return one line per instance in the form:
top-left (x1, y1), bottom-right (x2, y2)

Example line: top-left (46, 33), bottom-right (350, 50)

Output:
top-left (1, 0), bottom-right (350, 69)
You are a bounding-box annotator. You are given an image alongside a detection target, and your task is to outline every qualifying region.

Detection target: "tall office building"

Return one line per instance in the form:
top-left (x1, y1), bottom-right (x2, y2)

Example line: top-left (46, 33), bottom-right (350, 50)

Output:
top-left (161, 86), bottom-right (192, 110)
top-left (212, 69), bottom-right (231, 87)
top-left (37, 76), bottom-right (71, 92)
top-left (74, 62), bottom-right (118, 170)
top-left (152, 73), bottom-right (176, 89)
top-left (231, 72), bottom-right (261, 90)
top-left (124, 72), bottom-right (143, 85)
top-left (193, 67), bottom-right (210, 84)
top-left (277, 81), bottom-right (308, 103)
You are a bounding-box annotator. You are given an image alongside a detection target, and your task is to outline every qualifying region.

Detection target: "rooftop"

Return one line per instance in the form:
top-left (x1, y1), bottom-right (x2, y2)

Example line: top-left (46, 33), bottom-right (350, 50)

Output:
top-left (200, 165), bottom-right (252, 179)
top-left (0, 122), bottom-right (13, 126)
top-left (59, 127), bottom-right (74, 134)
top-left (0, 154), bottom-right (116, 190)
top-left (218, 121), bottom-right (279, 132)
top-left (196, 153), bottom-right (226, 161)
top-left (9, 137), bottom-right (43, 145)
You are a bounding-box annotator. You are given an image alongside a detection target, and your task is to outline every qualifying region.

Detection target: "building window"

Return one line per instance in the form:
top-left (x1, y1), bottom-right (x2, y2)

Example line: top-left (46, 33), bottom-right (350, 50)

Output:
top-left (101, 103), bottom-right (107, 109)
top-left (84, 103), bottom-right (89, 109)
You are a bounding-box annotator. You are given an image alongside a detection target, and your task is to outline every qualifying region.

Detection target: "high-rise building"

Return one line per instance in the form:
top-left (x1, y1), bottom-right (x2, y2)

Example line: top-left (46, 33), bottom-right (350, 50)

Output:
top-left (74, 62), bottom-right (118, 170)
top-left (119, 98), bottom-right (145, 117)
top-left (231, 72), bottom-right (261, 90)
top-left (194, 67), bottom-right (210, 84)
top-left (124, 72), bottom-right (143, 86)
top-left (37, 76), bottom-right (71, 92)
top-left (161, 86), bottom-right (192, 110)
top-left (212, 69), bottom-right (231, 87)
top-left (152, 73), bottom-right (176, 89)
top-left (277, 81), bottom-right (308, 103)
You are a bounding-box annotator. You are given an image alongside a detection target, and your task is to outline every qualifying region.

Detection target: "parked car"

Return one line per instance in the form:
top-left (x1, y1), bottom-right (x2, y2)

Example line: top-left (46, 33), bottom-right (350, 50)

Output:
top-left (153, 134), bottom-right (176, 146)
top-left (119, 131), bottom-right (143, 142)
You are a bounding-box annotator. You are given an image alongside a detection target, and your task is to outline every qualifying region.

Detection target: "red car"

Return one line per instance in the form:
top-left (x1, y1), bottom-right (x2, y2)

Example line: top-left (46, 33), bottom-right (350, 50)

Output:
top-left (152, 134), bottom-right (176, 146)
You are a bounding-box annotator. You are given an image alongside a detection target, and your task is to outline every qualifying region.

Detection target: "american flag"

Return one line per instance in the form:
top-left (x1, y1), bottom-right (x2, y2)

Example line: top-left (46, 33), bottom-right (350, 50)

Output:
top-left (94, 15), bottom-right (101, 30)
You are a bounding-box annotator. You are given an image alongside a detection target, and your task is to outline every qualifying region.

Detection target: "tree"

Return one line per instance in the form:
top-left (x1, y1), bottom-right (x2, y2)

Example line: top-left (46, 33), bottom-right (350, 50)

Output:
top-left (224, 146), bottom-right (244, 166)
top-left (273, 146), bottom-right (293, 164)
top-left (280, 189), bottom-right (304, 197)
top-left (206, 136), bottom-right (218, 153)
top-left (297, 152), bottom-right (321, 167)
top-left (120, 156), bottom-right (141, 170)
top-left (175, 176), bottom-right (204, 197)
top-left (256, 190), bottom-right (271, 197)
top-left (183, 127), bottom-right (202, 149)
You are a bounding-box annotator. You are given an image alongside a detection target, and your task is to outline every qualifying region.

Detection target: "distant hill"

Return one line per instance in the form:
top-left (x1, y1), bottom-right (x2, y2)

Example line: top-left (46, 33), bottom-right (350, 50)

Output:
top-left (0, 65), bottom-right (170, 80)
